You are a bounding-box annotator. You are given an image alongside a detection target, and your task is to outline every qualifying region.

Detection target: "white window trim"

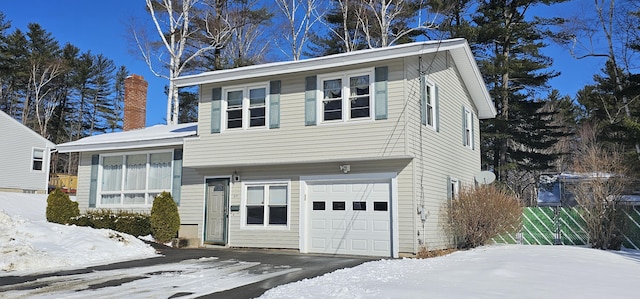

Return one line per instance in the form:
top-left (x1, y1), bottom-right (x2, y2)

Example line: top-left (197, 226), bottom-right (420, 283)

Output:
top-left (222, 82), bottom-right (270, 132)
top-left (317, 68), bottom-right (375, 124)
top-left (96, 149), bottom-right (174, 208)
top-left (423, 78), bottom-right (437, 131)
top-left (464, 107), bottom-right (474, 149)
top-left (240, 180), bottom-right (291, 230)
top-left (31, 147), bottom-right (45, 172)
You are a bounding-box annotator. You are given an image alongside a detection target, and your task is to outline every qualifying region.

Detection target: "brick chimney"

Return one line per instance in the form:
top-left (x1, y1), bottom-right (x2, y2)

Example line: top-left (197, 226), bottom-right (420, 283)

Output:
top-left (124, 74), bottom-right (147, 131)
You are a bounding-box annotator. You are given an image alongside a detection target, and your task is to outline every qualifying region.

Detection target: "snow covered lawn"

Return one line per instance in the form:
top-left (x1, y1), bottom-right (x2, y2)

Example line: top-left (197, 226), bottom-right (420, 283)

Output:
top-left (0, 192), bottom-right (158, 276)
top-left (260, 245), bottom-right (640, 298)
top-left (3, 191), bottom-right (640, 298)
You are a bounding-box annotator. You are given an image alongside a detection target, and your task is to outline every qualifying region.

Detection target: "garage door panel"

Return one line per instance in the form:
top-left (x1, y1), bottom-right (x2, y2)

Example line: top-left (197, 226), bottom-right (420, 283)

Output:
top-left (374, 240), bottom-right (389, 251)
top-left (331, 239), bottom-right (346, 250)
top-left (331, 219), bottom-right (346, 230)
top-left (307, 180), bottom-right (391, 257)
top-left (311, 219), bottom-right (327, 229)
top-left (311, 238), bottom-right (326, 250)
top-left (351, 239), bottom-right (368, 250)
top-left (351, 220), bottom-right (367, 231)
top-left (373, 220), bottom-right (389, 232)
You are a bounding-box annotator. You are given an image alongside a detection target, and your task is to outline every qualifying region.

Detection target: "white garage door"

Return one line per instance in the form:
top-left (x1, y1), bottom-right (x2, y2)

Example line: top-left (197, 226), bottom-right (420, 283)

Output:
top-left (307, 181), bottom-right (391, 257)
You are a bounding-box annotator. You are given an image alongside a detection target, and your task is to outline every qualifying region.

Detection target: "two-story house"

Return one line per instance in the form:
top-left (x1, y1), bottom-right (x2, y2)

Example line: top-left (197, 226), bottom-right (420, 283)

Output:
top-left (57, 38), bottom-right (495, 258)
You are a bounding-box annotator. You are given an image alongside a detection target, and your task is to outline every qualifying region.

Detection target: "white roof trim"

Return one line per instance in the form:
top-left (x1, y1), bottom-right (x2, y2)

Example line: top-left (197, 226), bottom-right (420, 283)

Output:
top-left (174, 38), bottom-right (496, 119)
top-left (56, 123), bottom-right (197, 153)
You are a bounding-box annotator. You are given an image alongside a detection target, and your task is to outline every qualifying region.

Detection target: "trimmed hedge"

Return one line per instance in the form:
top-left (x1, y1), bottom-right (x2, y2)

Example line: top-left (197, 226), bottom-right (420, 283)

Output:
top-left (69, 209), bottom-right (151, 237)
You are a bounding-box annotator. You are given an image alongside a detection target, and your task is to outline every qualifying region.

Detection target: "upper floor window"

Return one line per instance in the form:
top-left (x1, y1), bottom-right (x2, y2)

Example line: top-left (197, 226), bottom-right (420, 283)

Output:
top-left (319, 70), bottom-right (373, 123)
top-left (224, 85), bottom-right (268, 130)
top-left (422, 79), bottom-right (437, 130)
top-left (463, 107), bottom-right (474, 149)
top-left (99, 151), bottom-right (173, 206)
top-left (32, 148), bottom-right (44, 171)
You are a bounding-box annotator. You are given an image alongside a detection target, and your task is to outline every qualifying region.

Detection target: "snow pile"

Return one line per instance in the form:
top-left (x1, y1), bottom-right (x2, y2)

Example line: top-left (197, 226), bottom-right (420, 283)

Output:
top-left (0, 192), bottom-right (158, 276)
top-left (260, 245), bottom-right (640, 299)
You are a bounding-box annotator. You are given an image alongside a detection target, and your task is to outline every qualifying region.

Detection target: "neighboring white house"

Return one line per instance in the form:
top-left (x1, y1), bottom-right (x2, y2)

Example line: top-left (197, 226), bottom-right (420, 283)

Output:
top-left (58, 38), bottom-right (496, 257)
top-left (0, 110), bottom-right (55, 194)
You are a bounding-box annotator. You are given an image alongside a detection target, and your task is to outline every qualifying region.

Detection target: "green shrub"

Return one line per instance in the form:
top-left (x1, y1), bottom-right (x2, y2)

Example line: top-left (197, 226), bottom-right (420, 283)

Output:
top-left (445, 184), bottom-right (522, 249)
top-left (84, 209), bottom-right (117, 230)
top-left (115, 213), bottom-right (152, 237)
top-left (150, 191), bottom-right (180, 243)
top-left (46, 188), bottom-right (80, 224)
top-left (69, 209), bottom-right (151, 237)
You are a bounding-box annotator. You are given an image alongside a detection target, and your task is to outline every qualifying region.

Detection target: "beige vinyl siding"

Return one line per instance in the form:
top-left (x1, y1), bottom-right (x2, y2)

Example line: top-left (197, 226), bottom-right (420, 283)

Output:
top-left (403, 53), bottom-right (483, 251)
top-left (185, 59), bottom-right (408, 168)
top-left (179, 159), bottom-right (411, 251)
top-left (76, 152), bottom-right (93, 212)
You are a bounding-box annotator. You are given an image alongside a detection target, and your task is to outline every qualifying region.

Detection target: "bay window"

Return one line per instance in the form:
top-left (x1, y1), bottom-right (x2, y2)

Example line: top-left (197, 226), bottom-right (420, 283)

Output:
top-left (99, 151), bottom-right (173, 206)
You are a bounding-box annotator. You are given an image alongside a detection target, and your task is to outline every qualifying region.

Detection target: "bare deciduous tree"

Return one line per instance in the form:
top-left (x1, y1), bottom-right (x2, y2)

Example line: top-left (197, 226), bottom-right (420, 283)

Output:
top-left (570, 124), bottom-right (632, 250)
top-left (275, 0), bottom-right (324, 60)
top-left (29, 60), bottom-right (63, 138)
top-left (358, 0), bottom-right (437, 48)
top-left (134, 0), bottom-right (232, 124)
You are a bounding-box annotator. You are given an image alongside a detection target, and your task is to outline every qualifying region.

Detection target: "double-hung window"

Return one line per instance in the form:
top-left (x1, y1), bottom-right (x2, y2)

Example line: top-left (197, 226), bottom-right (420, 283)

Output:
top-left (32, 148), bottom-right (44, 171)
top-left (422, 79), bottom-right (437, 129)
top-left (463, 108), bottom-right (473, 149)
top-left (319, 69), bottom-right (373, 123)
top-left (244, 182), bottom-right (289, 227)
top-left (224, 85), bottom-right (268, 130)
top-left (99, 151), bottom-right (173, 206)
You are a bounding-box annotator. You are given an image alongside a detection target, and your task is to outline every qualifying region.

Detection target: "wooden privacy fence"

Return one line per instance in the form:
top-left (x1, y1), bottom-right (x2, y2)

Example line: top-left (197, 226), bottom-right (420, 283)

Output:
top-left (493, 206), bottom-right (640, 249)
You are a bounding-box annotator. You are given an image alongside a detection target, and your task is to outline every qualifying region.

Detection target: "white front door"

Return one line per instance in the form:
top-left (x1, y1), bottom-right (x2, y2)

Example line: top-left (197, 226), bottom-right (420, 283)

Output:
top-left (306, 180), bottom-right (392, 256)
top-left (205, 178), bottom-right (229, 244)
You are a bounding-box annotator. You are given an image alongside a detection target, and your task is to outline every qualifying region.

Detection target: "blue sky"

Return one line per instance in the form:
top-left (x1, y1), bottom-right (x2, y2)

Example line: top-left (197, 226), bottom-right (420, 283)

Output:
top-left (0, 0), bottom-right (607, 127)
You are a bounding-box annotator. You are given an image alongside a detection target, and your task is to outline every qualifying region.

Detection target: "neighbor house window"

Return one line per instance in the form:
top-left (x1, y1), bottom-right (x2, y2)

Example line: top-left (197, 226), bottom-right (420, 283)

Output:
top-left (32, 148), bottom-right (44, 171)
top-left (244, 182), bottom-right (289, 227)
top-left (99, 151), bottom-right (172, 206)
top-left (224, 84), bottom-right (268, 130)
top-left (319, 69), bottom-right (373, 122)
top-left (464, 108), bottom-right (473, 149)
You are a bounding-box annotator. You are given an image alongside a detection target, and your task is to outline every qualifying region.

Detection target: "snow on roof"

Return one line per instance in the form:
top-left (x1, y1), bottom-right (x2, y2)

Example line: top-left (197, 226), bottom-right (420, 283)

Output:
top-left (55, 122), bottom-right (197, 153)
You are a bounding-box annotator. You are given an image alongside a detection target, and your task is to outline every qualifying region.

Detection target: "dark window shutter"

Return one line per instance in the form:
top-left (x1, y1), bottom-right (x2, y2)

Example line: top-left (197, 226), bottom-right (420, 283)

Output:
top-left (172, 149), bottom-right (183, 205)
top-left (89, 154), bottom-right (99, 208)
top-left (374, 66), bottom-right (388, 120)
top-left (211, 87), bottom-right (222, 133)
top-left (305, 76), bottom-right (317, 126)
top-left (270, 80), bottom-right (281, 129)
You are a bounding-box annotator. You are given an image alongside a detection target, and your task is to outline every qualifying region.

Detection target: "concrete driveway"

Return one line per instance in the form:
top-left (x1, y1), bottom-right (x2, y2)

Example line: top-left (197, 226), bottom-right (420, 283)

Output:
top-left (0, 243), bottom-right (375, 298)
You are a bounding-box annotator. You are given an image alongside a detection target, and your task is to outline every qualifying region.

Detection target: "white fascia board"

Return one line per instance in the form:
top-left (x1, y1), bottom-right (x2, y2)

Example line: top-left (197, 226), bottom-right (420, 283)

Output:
top-left (174, 39), bottom-right (468, 87)
top-left (56, 137), bottom-right (186, 153)
top-left (452, 43), bottom-right (497, 119)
